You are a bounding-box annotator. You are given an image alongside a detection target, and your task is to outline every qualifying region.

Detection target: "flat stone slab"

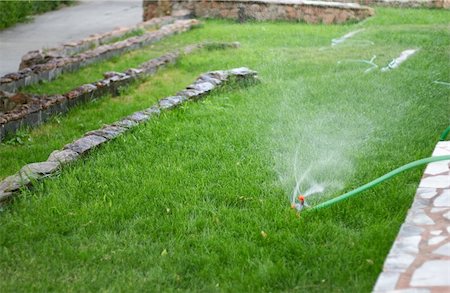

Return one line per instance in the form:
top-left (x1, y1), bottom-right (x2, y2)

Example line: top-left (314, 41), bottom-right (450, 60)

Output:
top-left (48, 149), bottom-right (80, 164)
top-left (64, 135), bottom-right (107, 154)
top-left (410, 260), bottom-right (450, 287)
top-left (20, 162), bottom-right (60, 180)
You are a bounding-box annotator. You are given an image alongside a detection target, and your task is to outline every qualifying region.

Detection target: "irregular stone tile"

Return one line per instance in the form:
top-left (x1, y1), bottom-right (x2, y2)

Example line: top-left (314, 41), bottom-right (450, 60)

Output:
top-left (444, 211), bottom-right (450, 220)
top-left (372, 271), bottom-right (400, 292)
top-left (416, 187), bottom-right (438, 199)
top-left (64, 135), bottom-right (107, 155)
top-left (383, 253), bottom-right (416, 272)
top-left (19, 161), bottom-right (60, 180)
top-left (434, 190), bottom-right (450, 207)
top-left (419, 175), bottom-right (450, 189)
top-left (408, 210), bottom-right (434, 225)
top-left (430, 207), bottom-right (449, 213)
top-left (48, 149), bottom-right (79, 164)
top-left (424, 161), bottom-right (449, 175)
top-left (398, 223), bottom-right (424, 237)
top-left (410, 260), bottom-right (450, 286)
top-left (127, 111), bottom-right (150, 123)
top-left (391, 236), bottom-right (421, 254)
top-left (428, 236), bottom-right (446, 246)
top-left (432, 142), bottom-right (450, 156)
top-left (433, 242), bottom-right (450, 256)
top-left (411, 197), bottom-right (429, 209)
top-left (430, 230), bottom-right (442, 236)
top-left (390, 289), bottom-right (430, 293)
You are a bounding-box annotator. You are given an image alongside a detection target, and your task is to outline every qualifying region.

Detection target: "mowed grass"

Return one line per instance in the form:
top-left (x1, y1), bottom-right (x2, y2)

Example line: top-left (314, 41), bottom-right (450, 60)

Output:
top-left (1, 8), bottom-right (449, 292)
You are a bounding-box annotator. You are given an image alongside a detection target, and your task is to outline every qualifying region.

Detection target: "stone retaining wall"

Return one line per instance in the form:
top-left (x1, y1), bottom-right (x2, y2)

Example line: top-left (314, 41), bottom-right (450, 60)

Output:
top-left (19, 16), bottom-right (180, 70)
top-left (0, 42), bottom-right (240, 143)
top-left (143, 0), bottom-right (374, 24)
top-left (0, 19), bottom-right (200, 93)
top-left (315, 0), bottom-right (449, 8)
top-left (0, 67), bottom-right (258, 204)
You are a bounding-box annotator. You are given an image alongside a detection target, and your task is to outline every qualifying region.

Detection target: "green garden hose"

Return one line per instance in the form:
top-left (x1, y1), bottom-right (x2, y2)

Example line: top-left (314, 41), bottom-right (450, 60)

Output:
top-left (309, 155), bottom-right (450, 212)
top-left (440, 126), bottom-right (450, 141)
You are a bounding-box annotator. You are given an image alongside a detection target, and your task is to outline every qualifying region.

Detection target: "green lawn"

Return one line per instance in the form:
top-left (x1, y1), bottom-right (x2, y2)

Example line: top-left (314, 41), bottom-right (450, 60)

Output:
top-left (1, 8), bottom-right (449, 292)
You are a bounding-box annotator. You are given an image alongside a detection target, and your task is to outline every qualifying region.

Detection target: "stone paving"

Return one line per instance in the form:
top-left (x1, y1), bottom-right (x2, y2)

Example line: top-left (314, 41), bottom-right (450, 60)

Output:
top-left (373, 141), bottom-right (450, 292)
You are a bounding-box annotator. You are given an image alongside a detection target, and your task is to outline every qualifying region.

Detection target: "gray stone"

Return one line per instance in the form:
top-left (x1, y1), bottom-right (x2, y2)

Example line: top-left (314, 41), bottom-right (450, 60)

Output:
top-left (188, 81), bottom-right (215, 93)
top-left (142, 106), bottom-right (160, 116)
top-left (198, 74), bottom-right (222, 85)
top-left (48, 149), bottom-right (79, 164)
top-left (176, 89), bottom-right (203, 99)
top-left (410, 260), bottom-right (450, 286)
top-left (159, 96), bottom-right (187, 110)
top-left (86, 125), bottom-right (127, 140)
top-left (19, 161), bottom-right (60, 180)
top-left (127, 111), bottom-right (150, 123)
top-left (208, 70), bottom-right (228, 81)
top-left (0, 174), bottom-right (25, 193)
top-left (64, 135), bottom-right (107, 154)
top-left (112, 119), bottom-right (138, 129)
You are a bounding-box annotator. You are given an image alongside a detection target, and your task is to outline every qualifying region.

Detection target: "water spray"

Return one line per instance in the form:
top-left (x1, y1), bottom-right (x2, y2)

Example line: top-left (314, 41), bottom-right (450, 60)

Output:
top-left (292, 154), bottom-right (450, 214)
top-left (291, 126), bottom-right (450, 214)
top-left (337, 55), bottom-right (378, 73)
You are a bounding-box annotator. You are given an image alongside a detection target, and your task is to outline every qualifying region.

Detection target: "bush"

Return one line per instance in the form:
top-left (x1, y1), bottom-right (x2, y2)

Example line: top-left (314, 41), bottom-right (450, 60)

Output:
top-left (0, 1), bottom-right (74, 30)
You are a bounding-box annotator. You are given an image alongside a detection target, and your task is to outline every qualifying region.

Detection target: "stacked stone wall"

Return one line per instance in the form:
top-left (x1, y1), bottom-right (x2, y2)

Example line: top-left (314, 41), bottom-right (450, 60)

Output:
top-left (0, 67), bottom-right (258, 204)
top-left (0, 42), bottom-right (239, 142)
top-left (143, 0), bottom-right (375, 23)
top-left (0, 18), bottom-right (199, 93)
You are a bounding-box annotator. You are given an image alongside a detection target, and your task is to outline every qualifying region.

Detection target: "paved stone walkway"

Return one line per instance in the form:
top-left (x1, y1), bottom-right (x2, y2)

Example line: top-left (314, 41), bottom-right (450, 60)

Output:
top-left (0, 0), bottom-right (142, 76)
top-left (373, 141), bottom-right (450, 292)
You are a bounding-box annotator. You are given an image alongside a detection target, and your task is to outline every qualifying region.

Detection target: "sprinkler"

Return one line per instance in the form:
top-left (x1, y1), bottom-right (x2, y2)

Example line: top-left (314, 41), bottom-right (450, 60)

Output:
top-left (293, 154), bottom-right (450, 215)
top-left (291, 195), bottom-right (309, 212)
